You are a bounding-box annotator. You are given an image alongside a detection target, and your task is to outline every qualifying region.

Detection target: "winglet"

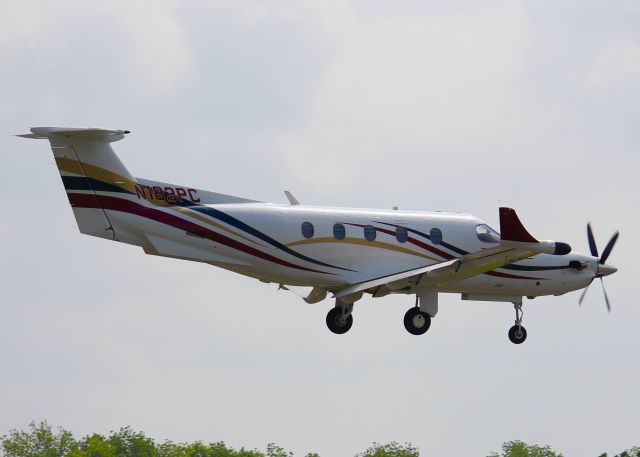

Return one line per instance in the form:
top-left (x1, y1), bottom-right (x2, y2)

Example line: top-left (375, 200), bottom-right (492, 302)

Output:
top-left (499, 207), bottom-right (538, 243)
top-left (284, 191), bottom-right (300, 205)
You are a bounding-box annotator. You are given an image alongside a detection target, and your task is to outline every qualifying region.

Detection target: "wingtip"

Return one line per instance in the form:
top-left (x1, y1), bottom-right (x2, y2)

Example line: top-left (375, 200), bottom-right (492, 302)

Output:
top-left (16, 133), bottom-right (48, 139)
top-left (499, 207), bottom-right (539, 243)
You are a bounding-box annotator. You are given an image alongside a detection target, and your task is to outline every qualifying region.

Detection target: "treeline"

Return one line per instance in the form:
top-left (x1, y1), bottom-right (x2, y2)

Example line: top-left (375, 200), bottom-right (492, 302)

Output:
top-left (0, 422), bottom-right (638, 457)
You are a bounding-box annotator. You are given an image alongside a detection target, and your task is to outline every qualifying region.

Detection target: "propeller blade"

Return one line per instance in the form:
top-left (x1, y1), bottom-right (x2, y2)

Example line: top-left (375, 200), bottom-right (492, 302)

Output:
top-left (599, 231), bottom-right (619, 264)
top-left (578, 285), bottom-right (589, 305)
top-left (599, 277), bottom-right (611, 312)
top-left (587, 223), bottom-right (598, 258)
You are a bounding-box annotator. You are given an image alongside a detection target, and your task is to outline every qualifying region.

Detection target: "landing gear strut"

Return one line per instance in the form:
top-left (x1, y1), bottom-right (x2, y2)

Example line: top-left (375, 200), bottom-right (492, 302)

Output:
top-left (508, 301), bottom-right (527, 344)
top-left (326, 303), bottom-right (353, 334)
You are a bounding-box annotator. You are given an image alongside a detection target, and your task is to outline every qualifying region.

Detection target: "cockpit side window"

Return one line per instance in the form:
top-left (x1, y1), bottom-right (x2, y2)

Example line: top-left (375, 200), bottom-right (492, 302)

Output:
top-left (476, 224), bottom-right (500, 243)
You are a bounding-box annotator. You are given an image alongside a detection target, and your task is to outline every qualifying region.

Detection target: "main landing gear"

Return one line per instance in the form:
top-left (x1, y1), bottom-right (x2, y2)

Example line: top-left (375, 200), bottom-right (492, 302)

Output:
top-left (324, 296), bottom-right (529, 343)
top-left (508, 301), bottom-right (527, 344)
top-left (403, 306), bottom-right (431, 335)
top-left (326, 303), bottom-right (353, 334)
top-left (403, 296), bottom-right (432, 335)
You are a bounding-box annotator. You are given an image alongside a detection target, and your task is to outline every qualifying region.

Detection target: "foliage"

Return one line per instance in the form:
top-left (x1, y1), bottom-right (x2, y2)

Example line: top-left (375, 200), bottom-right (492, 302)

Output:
top-left (0, 425), bottom-right (316, 457)
top-left (487, 440), bottom-right (563, 457)
top-left (598, 448), bottom-right (640, 457)
top-left (3, 422), bottom-right (639, 457)
top-left (354, 442), bottom-right (419, 457)
top-left (1, 422), bottom-right (75, 457)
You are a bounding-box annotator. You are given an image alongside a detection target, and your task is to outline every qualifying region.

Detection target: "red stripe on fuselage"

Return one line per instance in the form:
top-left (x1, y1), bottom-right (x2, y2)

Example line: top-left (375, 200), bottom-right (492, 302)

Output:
top-left (68, 193), bottom-right (333, 275)
top-left (485, 270), bottom-right (545, 280)
top-left (363, 224), bottom-right (544, 280)
top-left (348, 223), bottom-right (457, 260)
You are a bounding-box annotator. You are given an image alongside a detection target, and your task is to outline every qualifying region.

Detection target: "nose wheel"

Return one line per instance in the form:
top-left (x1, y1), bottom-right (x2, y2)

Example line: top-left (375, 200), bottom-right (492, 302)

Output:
top-left (326, 304), bottom-right (353, 334)
top-left (508, 302), bottom-right (527, 344)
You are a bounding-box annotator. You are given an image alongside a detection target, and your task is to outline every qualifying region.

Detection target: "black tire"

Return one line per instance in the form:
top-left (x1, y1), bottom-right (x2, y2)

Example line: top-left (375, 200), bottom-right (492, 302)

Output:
top-left (508, 325), bottom-right (527, 344)
top-left (403, 307), bottom-right (431, 335)
top-left (326, 307), bottom-right (353, 334)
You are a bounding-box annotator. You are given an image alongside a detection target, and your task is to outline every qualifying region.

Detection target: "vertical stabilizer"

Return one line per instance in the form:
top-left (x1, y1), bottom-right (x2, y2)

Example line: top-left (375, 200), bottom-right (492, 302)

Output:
top-left (20, 127), bottom-right (134, 240)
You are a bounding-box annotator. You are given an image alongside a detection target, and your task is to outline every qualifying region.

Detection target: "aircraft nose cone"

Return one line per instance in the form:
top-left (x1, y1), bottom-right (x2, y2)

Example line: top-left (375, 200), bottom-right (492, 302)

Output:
top-left (597, 263), bottom-right (618, 277)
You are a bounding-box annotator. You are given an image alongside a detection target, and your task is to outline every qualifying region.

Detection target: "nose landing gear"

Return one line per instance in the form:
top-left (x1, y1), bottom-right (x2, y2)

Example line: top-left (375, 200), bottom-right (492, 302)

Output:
top-left (326, 302), bottom-right (353, 334)
top-left (508, 301), bottom-right (527, 344)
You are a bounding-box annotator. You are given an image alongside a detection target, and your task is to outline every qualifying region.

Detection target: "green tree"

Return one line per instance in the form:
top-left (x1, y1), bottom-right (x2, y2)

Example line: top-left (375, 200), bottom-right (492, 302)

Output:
top-left (68, 434), bottom-right (116, 457)
top-left (1, 422), bottom-right (75, 457)
top-left (598, 447), bottom-right (640, 457)
top-left (354, 442), bottom-right (419, 457)
top-left (106, 428), bottom-right (157, 457)
top-left (487, 440), bottom-right (562, 457)
top-left (156, 440), bottom-right (264, 457)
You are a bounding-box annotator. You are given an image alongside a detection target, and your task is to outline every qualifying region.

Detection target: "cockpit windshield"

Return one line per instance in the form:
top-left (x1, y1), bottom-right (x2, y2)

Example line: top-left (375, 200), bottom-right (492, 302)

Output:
top-left (476, 224), bottom-right (500, 243)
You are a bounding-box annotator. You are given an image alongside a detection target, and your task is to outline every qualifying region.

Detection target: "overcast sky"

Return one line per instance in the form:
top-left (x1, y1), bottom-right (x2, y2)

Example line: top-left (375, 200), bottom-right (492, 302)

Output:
top-left (2, 1), bottom-right (639, 456)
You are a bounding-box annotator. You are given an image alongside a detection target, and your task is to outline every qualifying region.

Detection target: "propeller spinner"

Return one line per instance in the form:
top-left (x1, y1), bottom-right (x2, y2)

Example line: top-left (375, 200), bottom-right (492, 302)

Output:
top-left (579, 223), bottom-right (619, 311)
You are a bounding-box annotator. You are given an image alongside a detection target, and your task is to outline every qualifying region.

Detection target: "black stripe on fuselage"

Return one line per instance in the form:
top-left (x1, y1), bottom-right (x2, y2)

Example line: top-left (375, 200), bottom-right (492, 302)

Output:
top-left (186, 204), bottom-right (354, 272)
top-left (378, 222), bottom-right (468, 255)
top-left (378, 221), bottom-right (570, 273)
top-left (62, 176), bottom-right (133, 194)
top-left (501, 264), bottom-right (570, 272)
top-left (64, 176), bottom-right (350, 271)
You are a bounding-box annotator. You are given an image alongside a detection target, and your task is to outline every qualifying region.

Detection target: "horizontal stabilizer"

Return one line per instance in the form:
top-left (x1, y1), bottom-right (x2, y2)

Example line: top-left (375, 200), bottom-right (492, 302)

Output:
top-left (18, 127), bottom-right (129, 143)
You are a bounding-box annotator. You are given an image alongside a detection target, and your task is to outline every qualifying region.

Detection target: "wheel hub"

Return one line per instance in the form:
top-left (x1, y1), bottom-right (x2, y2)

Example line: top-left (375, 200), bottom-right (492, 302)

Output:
top-left (412, 314), bottom-right (426, 328)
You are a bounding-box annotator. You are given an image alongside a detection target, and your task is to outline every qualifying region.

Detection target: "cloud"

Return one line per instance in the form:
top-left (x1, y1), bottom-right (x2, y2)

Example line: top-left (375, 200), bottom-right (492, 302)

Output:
top-left (584, 36), bottom-right (640, 89)
top-left (275, 3), bottom-right (530, 199)
top-left (113, 0), bottom-right (195, 93)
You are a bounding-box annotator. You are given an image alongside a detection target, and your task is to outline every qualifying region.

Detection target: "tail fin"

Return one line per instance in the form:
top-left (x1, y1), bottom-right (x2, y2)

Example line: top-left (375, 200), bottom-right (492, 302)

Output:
top-left (21, 127), bottom-right (261, 245)
top-left (19, 127), bottom-right (135, 241)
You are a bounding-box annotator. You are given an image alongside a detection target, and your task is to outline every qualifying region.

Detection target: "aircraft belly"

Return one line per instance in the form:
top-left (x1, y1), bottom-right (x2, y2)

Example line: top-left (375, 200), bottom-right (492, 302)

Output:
top-left (144, 234), bottom-right (251, 266)
top-left (441, 269), bottom-right (589, 297)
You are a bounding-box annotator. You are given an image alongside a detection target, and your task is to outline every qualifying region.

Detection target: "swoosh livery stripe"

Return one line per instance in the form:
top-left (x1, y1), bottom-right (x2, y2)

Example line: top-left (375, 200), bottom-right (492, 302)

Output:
top-left (59, 158), bottom-right (562, 280)
top-left (60, 172), bottom-right (263, 246)
top-left (57, 157), bottom-right (351, 271)
top-left (185, 205), bottom-right (353, 272)
top-left (501, 264), bottom-right (570, 272)
top-left (62, 176), bottom-right (133, 194)
top-left (68, 193), bottom-right (334, 275)
top-left (377, 222), bottom-right (467, 256)
top-left (287, 237), bottom-right (439, 261)
top-left (375, 222), bottom-right (546, 280)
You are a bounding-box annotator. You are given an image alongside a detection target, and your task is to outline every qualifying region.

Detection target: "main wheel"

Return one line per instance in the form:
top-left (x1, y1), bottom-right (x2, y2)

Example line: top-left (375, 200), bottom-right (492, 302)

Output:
top-left (403, 307), bottom-right (431, 335)
top-left (508, 325), bottom-right (527, 344)
top-left (326, 307), bottom-right (353, 334)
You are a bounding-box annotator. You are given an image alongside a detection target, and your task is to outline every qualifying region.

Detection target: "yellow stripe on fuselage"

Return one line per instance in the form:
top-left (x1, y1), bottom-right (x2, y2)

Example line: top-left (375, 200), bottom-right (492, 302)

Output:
top-left (55, 157), bottom-right (263, 247)
top-left (287, 237), bottom-right (439, 261)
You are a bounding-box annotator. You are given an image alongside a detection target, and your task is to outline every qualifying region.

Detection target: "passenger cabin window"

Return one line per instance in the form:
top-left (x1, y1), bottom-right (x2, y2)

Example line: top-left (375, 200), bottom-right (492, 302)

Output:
top-left (364, 225), bottom-right (376, 241)
top-left (476, 224), bottom-right (500, 243)
top-left (301, 221), bottom-right (314, 239)
top-left (395, 226), bottom-right (408, 243)
top-left (430, 228), bottom-right (443, 245)
top-left (333, 223), bottom-right (346, 240)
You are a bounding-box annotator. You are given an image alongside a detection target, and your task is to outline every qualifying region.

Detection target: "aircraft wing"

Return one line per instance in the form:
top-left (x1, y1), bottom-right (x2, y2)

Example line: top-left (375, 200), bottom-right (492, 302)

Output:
top-left (334, 207), bottom-right (570, 299)
top-left (334, 245), bottom-right (537, 299)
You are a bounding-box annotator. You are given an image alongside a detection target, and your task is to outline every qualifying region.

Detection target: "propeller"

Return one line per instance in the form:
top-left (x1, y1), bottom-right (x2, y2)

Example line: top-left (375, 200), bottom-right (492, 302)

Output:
top-left (579, 223), bottom-right (619, 312)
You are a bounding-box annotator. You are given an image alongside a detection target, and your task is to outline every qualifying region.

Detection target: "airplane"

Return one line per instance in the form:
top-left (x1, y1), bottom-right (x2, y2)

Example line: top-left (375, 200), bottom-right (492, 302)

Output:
top-left (19, 127), bottom-right (619, 344)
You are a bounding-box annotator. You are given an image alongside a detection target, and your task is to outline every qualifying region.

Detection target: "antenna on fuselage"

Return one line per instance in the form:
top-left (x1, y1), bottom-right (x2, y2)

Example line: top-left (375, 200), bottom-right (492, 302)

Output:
top-left (284, 191), bottom-right (300, 205)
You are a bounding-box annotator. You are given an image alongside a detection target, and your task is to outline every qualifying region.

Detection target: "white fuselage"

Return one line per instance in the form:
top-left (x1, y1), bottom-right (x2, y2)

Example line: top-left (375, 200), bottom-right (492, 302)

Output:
top-left (106, 200), bottom-right (596, 298)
